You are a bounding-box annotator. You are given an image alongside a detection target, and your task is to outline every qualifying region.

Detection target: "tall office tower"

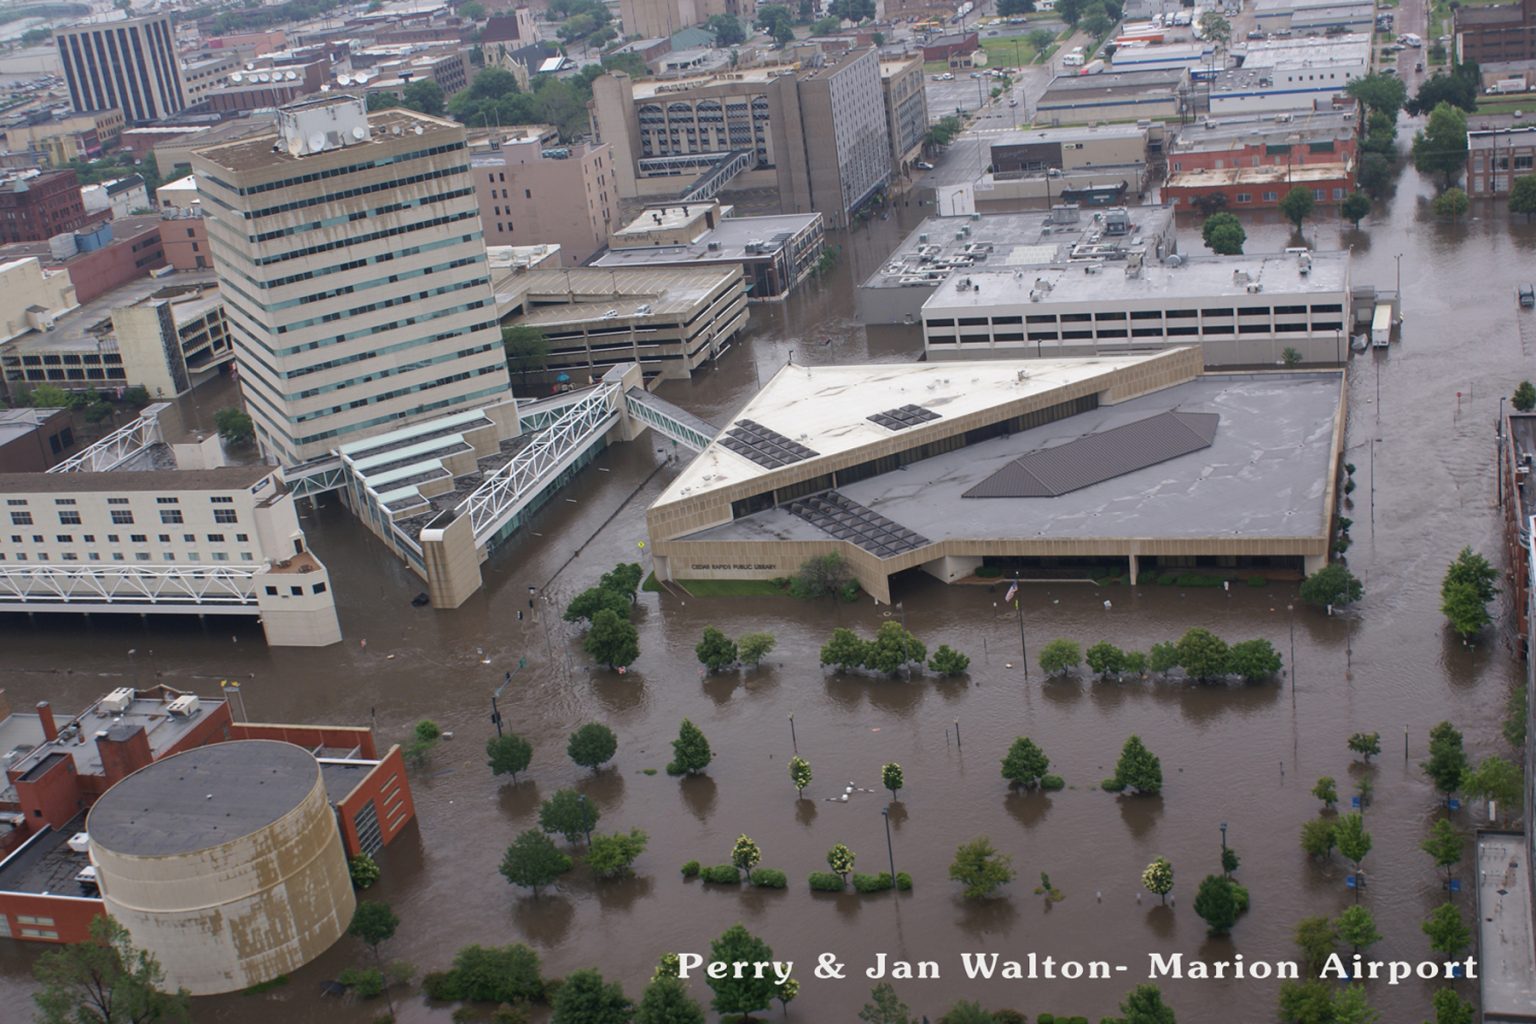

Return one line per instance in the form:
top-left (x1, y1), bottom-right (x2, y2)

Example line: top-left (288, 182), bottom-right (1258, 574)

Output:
top-left (191, 96), bottom-right (512, 466)
top-left (56, 15), bottom-right (186, 125)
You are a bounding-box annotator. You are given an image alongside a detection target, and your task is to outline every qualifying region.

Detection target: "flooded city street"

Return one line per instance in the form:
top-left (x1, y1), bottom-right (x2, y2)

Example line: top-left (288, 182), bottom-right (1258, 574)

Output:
top-left (1, 158), bottom-right (1532, 1022)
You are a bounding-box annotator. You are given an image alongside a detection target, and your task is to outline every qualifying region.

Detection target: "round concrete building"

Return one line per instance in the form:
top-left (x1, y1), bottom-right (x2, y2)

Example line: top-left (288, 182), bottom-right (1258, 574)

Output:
top-left (86, 740), bottom-right (357, 995)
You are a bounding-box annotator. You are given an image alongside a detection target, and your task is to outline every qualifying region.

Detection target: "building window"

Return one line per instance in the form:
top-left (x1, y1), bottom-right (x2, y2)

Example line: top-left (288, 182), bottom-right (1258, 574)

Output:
top-left (207, 533), bottom-right (226, 543)
top-left (265, 585), bottom-right (278, 595)
top-left (156, 497), bottom-right (179, 504)
top-left (313, 582), bottom-right (327, 594)
top-left (110, 510), bottom-right (134, 525)
top-left (58, 511), bottom-right (81, 525)
top-left (10, 512), bottom-right (32, 526)
top-left (130, 533), bottom-right (147, 543)
top-left (213, 552), bottom-right (229, 561)
top-left (160, 509), bottom-right (183, 524)
top-left (135, 552), bottom-right (151, 561)
top-left (214, 509), bottom-right (238, 524)
top-left (1235, 193), bottom-right (1251, 204)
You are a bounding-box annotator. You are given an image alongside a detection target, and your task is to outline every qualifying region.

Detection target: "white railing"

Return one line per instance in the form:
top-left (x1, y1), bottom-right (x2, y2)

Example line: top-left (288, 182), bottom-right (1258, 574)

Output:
top-left (47, 403), bottom-right (171, 473)
top-left (285, 456), bottom-right (346, 497)
top-left (0, 564), bottom-right (261, 609)
top-left (460, 381), bottom-right (622, 542)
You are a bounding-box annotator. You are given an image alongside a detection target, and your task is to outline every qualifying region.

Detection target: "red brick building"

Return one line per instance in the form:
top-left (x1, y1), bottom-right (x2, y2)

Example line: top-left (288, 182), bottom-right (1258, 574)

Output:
top-left (1162, 161), bottom-right (1355, 209)
top-left (0, 170), bottom-right (88, 245)
top-left (0, 685), bottom-right (416, 944)
top-left (0, 216), bottom-right (166, 304)
top-left (922, 32), bottom-right (980, 64)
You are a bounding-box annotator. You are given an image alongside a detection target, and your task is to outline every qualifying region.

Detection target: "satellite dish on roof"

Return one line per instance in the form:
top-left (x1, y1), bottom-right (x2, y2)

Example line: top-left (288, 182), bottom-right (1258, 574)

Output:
top-left (286, 70), bottom-right (298, 80)
top-left (351, 125), bottom-right (367, 140)
top-left (413, 125), bottom-right (423, 135)
top-left (231, 71), bottom-right (244, 82)
top-left (337, 74), bottom-right (352, 85)
top-left (245, 62), bottom-right (255, 70)
top-left (287, 134), bottom-right (305, 157)
top-left (309, 131), bottom-right (327, 151)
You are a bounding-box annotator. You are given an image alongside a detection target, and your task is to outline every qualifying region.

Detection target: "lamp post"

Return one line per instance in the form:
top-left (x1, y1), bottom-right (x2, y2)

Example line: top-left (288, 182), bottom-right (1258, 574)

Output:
top-left (788, 712), bottom-right (797, 752)
top-left (1286, 603), bottom-right (1295, 702)
top-left (1394, 252), bottom-right (1403, 298)
top-left (882, 806), bottom-right (896, 886)
top-left (1220, 820), bottom-right (1228, 854)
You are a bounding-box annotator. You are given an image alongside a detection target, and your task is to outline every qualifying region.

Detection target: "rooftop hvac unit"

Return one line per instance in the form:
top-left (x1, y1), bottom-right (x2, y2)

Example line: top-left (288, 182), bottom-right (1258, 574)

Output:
top-left (75, 866), bottom-right (97, 884)
top-left (707, 241), bottom-right (722, 251)
top-left (100, 688), bottom-right (134, 715)
top-left (166, 695), bottom-right (201, 718)
top-left (1245, 281), bottom-right (1263, 293)
top-left (67, 832), bottom-right (91, 854)
top-left (918, 233), bottom-right (928, 243)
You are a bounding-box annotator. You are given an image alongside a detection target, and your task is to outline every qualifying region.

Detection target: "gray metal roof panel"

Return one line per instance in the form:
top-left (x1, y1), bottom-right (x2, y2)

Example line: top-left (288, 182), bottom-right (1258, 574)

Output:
top-left (965, 410), bottom-right (1219, 498)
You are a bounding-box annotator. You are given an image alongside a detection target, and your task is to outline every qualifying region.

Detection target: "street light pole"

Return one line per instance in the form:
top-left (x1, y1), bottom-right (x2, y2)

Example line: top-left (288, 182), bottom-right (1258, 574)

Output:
top-left (1394, 252), bottom-right (1403, 298)
top-left (883, 806), bottom-right (896, 886)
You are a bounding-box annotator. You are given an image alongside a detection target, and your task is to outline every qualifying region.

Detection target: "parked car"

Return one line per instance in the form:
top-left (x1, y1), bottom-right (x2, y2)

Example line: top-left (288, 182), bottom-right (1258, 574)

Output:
top-left (915, 160), bottom-right (935, 170)
top-left (1520, 283), bottom-right (1535, 308)
top-left (1246, 29), bottom-right (1265, 39)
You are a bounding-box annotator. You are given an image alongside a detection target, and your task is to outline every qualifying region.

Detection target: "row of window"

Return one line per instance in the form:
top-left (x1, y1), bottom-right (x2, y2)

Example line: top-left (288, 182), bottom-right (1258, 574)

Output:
top-left (247, 185), bottom-right (476, 246)
top-left (0, 551), bottom-right (254, 562)
top-left (11, 508), bottom-right (239, 526)
top-left (12, 531), bottom-right (247, 544)
top-left (201, 140), bottom-right (465, 198)
top-left (928, 321), bottom-right (1343, 343)
top-left (926, 303), bottom-right (1343, 327)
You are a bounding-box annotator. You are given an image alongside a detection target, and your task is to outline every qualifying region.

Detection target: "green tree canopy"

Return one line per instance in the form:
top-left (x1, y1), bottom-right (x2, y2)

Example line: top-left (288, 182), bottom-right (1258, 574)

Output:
top-left (1300, 817), bottom-right (1336, 860)
top-left (1443, 547), bottom-right (1499, 603)
top-left (1334, 812), bottom-right (1372, 872)
top-left (1193, 874), bottom-right (1239, 935)
top-left (928, 644), bottom-right (971, 676)
top-left (1120, 983), bottom-right (1178, 1024)
top-left (587, 829), bottom-right (648, 878)
top-left (866, 620), bottom-right (926, 675)
top-left (1511, 174), bottom-right (1536, 220)
top-left (789, 754), bottom-right (812, 796)
top-left (1423, 721), bottom-right (1469, 798)
top-left (539, 788), bottom-right (600, 843)
top-left (1001, 737), bottom-right (1050, 788)
top-left (502, 324), bottom-right (550, 388)
top-left (706, 13), bottom-right (746, 44)
top-left (1412, 102), bottom-right (1469, 189)
top-left (1407, 65), bottom-right (1479, 116)
top-left (1420, 818), bottom-right (1462, 880)
top-left (1334, 904), bottom-right (1381, 953)
top-left (1513, 380), bottom-right (1536, 411)
top-left (668, 718), bottom-right (712, 775)
top-left (738, 631), bottom-right (776, 666)
top-left (1114, 735), bottom-right (1163, 794)
top-left (214, 407), bottom-right (254, 445)
top-left (1038, 637), bottom-right (1081, 676)
top-left (1197, 11), bottom-right (1231, 43)
top-left (487, 733), bottom-right (534, 781)
top-left (949, 836), bottom-right (1015, 899)
top-left (1198, 213), bottom-right (1247, 254)
top-left (1175, 627), bottom-right (1230, 680)
top-left (1432, 187), bottom-right (1470, 219)
top-left (1293, 916), bottom-right (1338, 974)
top-left (1341, 191), bottom-right (1371, 227)
top-left (584, 608), bottom-right (640, 669)
top-left (1141, 857), bottom-right (1174, 904)
top-left (1428, 987), bottom-right (1475, 1024)
top-left (1345, 72), bottom-right (1408, 117)
top-left (500, 829), bottom-right (572, 894)
top-left (567, 722), bottom-right (617, 772)
top-left (695, 626), bottom-right (739, 672)
top-left (33, 916), bottom-right (191, 1024)
top-left (1227, 638), bottom-right (1282, 681)
top-left (821, 627), bottom-right (869, 671)
top-left (1086, 641), bottom-right (1126, 678)
top-left (1348, 731), bottom-right (1382, 760)
top-left (1311, 776), bottom-right (1338, 808)
top-left (1464, 755), bottom-right (1523, 819)
top-left (882, 761), bottom-right (904, 800)
top-left (636, 973), bottom-right (706, 1024)
top-left (755, 4), bottom-right (796, 44)
top-left (859, 982), bottom-right (915, 1024)
top-left (1279, 186), bottom-right (1316, 230)
top-left (1422, 902), bottom-right (1471, 956)
top-left (552, 968), bottom-right (632, 1024)
top-left (1300, 563), bottom-right (1362, 607)
top-left (706, 925), bottom-right (778, 1017)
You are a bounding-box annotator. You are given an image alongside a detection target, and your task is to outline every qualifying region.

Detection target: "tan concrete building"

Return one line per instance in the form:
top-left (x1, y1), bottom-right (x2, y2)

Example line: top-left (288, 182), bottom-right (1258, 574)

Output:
top-left (56, 15), bottom-right (186, 124)
top-left (494, 265), bottom-right (747, 387)
top-left (619, 0), bottom-right (758, 40)
top-left (191, 97), bottom-right (513, 466)
top-left (473, 138), bottom-right (615, 265)
top-left (590, 47), bottom-right (893, 227)
top-left (0, 459), bottom-right (343, 647)
top-left (0, 257), bottom-right (77, 346)
top-left (156, 175), bottom-right (211, 272)
top-left (1, 110), bottom-right (124, 165)
top-left (645, 350), bottom-right (1344, 601)
top-left (880, 56), bottom-right (929, 175)
top-left (88, 741), bottom-right (355, 994)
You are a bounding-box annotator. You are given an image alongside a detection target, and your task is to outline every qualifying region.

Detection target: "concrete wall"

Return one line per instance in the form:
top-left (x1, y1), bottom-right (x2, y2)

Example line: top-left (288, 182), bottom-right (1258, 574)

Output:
top-left (91, 753), bottom-right (356, 995)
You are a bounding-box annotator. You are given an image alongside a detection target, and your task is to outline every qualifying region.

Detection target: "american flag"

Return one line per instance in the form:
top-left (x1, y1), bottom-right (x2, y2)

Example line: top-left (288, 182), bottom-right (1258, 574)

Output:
top-left (1004, 581), bottom-right (1018, 604)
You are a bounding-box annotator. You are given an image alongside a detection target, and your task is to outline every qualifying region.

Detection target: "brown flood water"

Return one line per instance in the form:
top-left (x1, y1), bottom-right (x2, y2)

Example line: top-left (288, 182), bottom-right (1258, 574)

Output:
top-left (0, 164), bottom-right (1532, 1023)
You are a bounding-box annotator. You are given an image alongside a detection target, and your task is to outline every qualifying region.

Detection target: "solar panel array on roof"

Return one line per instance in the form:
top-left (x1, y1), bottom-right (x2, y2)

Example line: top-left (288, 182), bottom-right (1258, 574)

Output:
top-left (787, 491), bottom-right (930, 557)
top-left (964, 410), bottom-right (1220, 499)
top-left (720, 418), bottom-right (819, 468)
top-left (867, 404), bottom-right (941, 432)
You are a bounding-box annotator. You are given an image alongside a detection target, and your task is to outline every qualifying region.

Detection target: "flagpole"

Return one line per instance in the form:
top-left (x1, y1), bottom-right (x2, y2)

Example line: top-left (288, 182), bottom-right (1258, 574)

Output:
top-left (1010, 577), bottom-right (1028, 679)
